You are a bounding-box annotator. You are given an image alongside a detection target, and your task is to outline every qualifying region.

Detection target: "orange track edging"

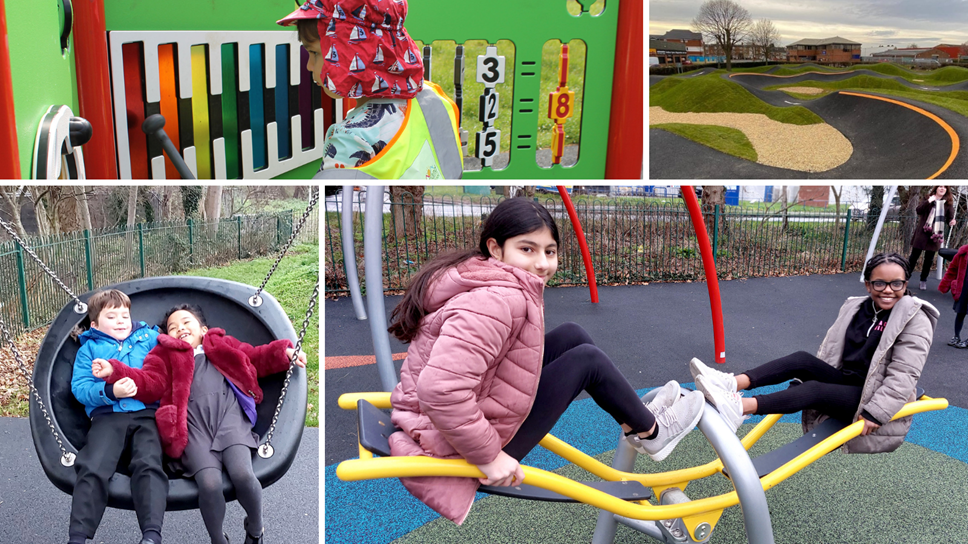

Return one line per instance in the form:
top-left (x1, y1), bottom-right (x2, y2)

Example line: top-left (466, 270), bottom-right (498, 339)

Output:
top-left (326, 352), bottom-right (407, 370)
top-left (839, 91), bottom-right (960, 180)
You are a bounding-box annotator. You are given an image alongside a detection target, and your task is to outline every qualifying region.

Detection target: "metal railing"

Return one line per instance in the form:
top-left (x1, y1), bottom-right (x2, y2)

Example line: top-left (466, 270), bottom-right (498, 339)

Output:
top-left (0, 207), bottom-right (318, 338)
top-left (323, 193), bottom-right (918, 295)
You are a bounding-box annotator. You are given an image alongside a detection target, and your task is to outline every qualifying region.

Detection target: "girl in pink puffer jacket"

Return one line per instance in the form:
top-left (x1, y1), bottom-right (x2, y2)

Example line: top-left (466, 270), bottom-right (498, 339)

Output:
top-left (386, 197), bottom-right (705, 524)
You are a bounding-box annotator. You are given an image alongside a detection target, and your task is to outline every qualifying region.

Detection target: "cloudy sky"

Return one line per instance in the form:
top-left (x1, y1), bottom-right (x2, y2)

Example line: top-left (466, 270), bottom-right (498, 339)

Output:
top-left (650, 0), bottom-right (968, 55)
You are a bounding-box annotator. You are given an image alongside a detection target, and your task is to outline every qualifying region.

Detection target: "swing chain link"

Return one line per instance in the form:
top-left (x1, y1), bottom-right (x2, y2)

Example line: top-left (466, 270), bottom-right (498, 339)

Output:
top-left (251, 187), bottom-right (319, 306)
top-left (0, 310), bottom-right (75, 466)
top-left (260, 280), bottom-right (318, 458)
top-left (0, 217), bottom-right (86, 313)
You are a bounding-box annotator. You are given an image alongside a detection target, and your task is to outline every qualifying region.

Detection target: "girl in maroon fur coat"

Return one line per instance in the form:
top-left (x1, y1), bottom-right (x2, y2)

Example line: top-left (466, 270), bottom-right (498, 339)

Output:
top-left (92, 304), bottom-right (306, 544)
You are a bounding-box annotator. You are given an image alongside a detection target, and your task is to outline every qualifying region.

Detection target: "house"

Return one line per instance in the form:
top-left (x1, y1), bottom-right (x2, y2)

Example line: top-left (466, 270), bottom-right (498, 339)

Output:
top-left (935, 44), bottom-right (968, 61)
top-left (786, 37), bottom-right (862, 63)
top-left (649, 39), bottom-right (688, 65)
top-left (654, 29), bottom-right (704, 57)
top-left (872, 47), bottom-right (953, 65)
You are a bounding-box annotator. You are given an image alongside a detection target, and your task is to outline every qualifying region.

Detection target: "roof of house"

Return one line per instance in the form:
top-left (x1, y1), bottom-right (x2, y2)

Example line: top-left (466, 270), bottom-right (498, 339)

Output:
top-left (649, 39), bottom-right (688, 53)
top-left (661, 29), bottom-right (702, 41)
top-left (786, 36), bottom-right (862, 47)
top-left (872, 48), bottom-right (928, 57)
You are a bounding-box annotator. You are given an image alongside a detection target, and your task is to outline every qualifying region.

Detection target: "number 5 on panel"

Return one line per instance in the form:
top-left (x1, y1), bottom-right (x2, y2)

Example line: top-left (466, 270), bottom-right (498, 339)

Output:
top-left (476, 128), bottom-right (501, 167)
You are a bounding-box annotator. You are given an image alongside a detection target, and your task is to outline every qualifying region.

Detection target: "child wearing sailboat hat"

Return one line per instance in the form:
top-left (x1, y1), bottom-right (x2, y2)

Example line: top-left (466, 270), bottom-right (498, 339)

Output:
top-left (278, 0), bottom-right (463, 178)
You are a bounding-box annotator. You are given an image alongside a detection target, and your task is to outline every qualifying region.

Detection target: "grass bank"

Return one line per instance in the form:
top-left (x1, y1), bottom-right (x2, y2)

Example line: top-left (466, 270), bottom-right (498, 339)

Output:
top-left (650, 72), bottom-right (823, 125)
top-left (651, 123), bottom-right (757, 162)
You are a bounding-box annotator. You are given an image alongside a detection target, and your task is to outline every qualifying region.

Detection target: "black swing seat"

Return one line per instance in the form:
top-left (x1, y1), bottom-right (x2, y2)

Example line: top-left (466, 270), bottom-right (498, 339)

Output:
top-left (356, 400), bottom-right (652, 503)
top-left (723, 386), bottom-right (926, 479)
top-left (30, 276), bottom-right (307, 511)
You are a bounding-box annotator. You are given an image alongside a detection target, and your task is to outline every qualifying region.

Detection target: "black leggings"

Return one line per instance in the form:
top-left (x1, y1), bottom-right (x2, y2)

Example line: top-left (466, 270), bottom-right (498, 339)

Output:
top-left (956, 312), bottom-right (966, 337)
top-left (742, 351), bottom-right (864, 422)
top-left (908, 247), bottom-right (937, 282)
top-left (503, 322), bottom-right (656, 461)
top-left (195, 444), bottom-right (263, 544)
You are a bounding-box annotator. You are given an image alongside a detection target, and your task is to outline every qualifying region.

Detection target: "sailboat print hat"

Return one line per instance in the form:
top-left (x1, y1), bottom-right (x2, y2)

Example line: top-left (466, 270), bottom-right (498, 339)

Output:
top-left (277, 0), bottom-right (424, 99)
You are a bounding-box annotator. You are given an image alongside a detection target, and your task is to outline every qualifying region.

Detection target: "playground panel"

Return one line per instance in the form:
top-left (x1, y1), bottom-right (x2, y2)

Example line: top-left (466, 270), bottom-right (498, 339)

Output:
top-left (100, 0), bottom-right (619, 179)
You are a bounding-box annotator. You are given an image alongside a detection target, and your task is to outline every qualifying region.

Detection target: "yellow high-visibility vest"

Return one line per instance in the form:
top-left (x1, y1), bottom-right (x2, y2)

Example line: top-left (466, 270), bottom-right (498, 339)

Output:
top-left (317, 82), bottom-right (463, 179)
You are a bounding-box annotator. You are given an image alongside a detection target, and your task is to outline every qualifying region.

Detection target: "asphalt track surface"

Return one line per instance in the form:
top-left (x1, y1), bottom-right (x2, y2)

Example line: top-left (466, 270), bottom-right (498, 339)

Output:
top-left (324, 273), bottom-right (968, 543)
top-left (0, 422), bottom-right (318, 543)
top-left (649, 68), bottom-right (968, 179)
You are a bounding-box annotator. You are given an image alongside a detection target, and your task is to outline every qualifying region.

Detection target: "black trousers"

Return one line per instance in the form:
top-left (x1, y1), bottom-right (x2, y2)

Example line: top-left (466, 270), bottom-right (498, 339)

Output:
top-left (743, 351), bottom-right (864, 422)
top-left (69, 409), bottom-right (168, 539)
top-left (908, 247), bottom-right (937, 283)
top-left (503, 322), bottom-right (656, 461)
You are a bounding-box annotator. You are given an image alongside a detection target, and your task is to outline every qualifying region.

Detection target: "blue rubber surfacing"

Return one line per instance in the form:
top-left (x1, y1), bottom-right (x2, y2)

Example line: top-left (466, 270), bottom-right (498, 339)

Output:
top-left (324, 383), bottom-right (968, 543)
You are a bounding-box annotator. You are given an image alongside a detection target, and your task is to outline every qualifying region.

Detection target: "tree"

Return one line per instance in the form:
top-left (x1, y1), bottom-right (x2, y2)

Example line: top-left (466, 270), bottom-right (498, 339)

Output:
top-left (700, 185), bottom-right (725, 234)
top-left (748, 18), bottom-right (780, 62)
top-left (831, 186), bottom-right (843, 228)
top-left (0, 186), bottom-right (29, 238)
top-left (204, 186), bottom-right (223, 222)
top-left (389, 186), bottom-right (425, 240)
top-left (693, 0), bottom-right (752, 71)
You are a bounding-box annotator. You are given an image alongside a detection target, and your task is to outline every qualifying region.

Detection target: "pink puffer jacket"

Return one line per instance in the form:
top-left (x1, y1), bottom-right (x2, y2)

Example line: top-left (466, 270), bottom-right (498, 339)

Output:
top-left (389, 256), bottom-right (545, 524)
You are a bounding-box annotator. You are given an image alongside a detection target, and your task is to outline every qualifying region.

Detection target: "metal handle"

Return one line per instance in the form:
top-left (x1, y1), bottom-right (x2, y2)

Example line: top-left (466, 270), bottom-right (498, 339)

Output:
top-left (141, 114), bottom-right (196, 180)
top-left (60, 0), bottom-right (73, 53)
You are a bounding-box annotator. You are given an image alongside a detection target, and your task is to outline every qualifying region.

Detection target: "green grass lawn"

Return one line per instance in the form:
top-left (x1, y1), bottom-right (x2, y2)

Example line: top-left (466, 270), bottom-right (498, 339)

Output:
top-left (181, 243), bottom-right (320, 427)
top-left (650, 72), bottom-right (823, 125)
top-left (764, 77), bottom-right (968, 117)
top-left (652, 123), bottom-right (757, 162)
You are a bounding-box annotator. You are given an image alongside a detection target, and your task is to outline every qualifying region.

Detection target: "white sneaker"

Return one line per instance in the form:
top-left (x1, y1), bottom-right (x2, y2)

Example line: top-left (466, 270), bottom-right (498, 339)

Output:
top-left (696, 375), bottom-right (748, 433)
top-left (644, 380), bottom-right (681, 417)
top-left (689, 357), bottom-right (737, 398)
top-left (630, 390), bottom-right (704, 462)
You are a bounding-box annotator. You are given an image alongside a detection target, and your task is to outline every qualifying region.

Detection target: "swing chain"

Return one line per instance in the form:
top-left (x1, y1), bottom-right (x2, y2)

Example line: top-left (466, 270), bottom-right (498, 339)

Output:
top-left (251, 187), bottom-right (319, 306)
top-left (0, 310), bottom-right (75, 466)
top-left (259, 280), bottom-right (318, 458)
top-left (0, 217), bottom-right (86, 313)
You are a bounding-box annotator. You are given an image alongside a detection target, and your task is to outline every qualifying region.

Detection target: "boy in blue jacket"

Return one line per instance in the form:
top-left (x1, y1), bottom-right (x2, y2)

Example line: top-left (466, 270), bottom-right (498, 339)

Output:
top-left (69, 289), bottom-right (166, 544)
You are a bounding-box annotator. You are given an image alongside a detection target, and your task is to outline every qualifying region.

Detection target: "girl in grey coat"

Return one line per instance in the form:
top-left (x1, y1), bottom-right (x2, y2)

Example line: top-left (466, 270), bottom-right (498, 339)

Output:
top-left (691, 252), bottom-right (937, 453)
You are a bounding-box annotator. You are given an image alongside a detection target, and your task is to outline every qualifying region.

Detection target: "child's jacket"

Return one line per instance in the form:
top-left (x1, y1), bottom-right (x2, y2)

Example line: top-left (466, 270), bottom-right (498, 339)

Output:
top-left (102, 328), bottom-right (293, 458)
top-left (71, 322), bottom-right (159, 417)
top-left (939, 244), bottom-right (968, 302)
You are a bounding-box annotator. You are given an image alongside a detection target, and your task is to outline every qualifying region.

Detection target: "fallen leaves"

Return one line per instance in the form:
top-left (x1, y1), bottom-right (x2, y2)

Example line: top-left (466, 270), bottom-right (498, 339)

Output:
top-left (0, 326), bottom-right (49, 417)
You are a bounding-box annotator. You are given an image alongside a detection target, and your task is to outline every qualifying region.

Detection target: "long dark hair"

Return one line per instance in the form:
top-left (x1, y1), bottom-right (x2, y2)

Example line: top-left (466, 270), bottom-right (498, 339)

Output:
top-left (864, 252), bottom-right (913, 297)
top-left (387, 197), bottom-right (560, 343)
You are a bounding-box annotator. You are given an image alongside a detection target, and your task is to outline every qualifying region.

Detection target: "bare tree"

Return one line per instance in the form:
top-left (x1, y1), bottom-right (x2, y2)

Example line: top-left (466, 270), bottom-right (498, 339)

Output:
top-left (74, 186), bottom-right (93, 232)
top-left (389, 186), bottom-right (425, 240)
top-left (700, 185), bottom-right (725, 234)
top-left (693, 0), bottom-right (752, 71)
top-left (748, 18), bottom-right (780, 62)
top-left (0, 186), bottom-right (29, 238)
top-left (831, 186), bottom-right (843, 227)
top-left (28, 187), bottom-right (52, 237)
top-left (204, 186), bottom-right (223, 221)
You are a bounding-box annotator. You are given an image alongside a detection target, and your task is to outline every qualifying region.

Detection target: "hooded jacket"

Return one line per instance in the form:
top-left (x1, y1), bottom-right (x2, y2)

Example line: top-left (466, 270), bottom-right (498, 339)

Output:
top-left (71, 321), bottom-right (159, 417)
top-left (939, 244), bottom-right (968, 303)
top-left (803, 295), bottom-right (938, 453)
top-left (102, 328), bottom-right (293, 458)
top-left (389, 256), bottom-right (545, 524)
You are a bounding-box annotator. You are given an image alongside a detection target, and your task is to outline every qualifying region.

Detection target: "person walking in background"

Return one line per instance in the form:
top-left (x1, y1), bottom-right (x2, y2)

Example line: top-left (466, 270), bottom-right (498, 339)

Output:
top-left (909, 186), bottom-right (955, 291)
top-left (939, 243), bottom-right (968, 348)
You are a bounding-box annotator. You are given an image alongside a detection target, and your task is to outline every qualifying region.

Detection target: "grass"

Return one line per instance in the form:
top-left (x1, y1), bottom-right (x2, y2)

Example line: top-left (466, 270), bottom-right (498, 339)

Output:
top-left (183, 242), bottom-right (320, 427)
top-left (652, 123), bottom-right (757, 162)
top-left (649, 72), bottom-right (823, 125)
top-left (764, 77), bottom-right (968, 117)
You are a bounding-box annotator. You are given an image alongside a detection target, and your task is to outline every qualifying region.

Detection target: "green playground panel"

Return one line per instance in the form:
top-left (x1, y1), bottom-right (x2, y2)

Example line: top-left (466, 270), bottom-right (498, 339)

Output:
top-left (103, 0), bottom-right (620, 180)
top-left (7, 0), bottom-right (78, 178)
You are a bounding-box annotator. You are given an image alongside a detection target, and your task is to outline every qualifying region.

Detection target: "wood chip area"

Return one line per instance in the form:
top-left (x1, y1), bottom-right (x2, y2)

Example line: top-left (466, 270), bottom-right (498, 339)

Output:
top-left (650, 107), bottom-right (852, 172)
top-left (777, 86), bottom-right (825, 95)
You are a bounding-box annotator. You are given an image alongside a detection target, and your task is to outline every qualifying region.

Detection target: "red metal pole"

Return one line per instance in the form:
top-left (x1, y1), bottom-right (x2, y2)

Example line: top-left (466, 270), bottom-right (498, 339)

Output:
top-left (73, 0), bottom-right (118, 179)
top-left (0, 0), bottom-right (21, 179)
top-left (557, 186), bottom-right (598, 303)
top-left (682, 186), bottom-right (726, 363)
top-left (604, 0), bottom-right (643, 179)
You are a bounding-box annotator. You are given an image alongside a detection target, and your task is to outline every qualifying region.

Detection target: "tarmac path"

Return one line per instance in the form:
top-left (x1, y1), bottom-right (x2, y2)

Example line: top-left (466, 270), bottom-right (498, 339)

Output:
top-left (1, 422), bottom-right (318, 543)
top-left (649, 68), bottom-right (968, 179)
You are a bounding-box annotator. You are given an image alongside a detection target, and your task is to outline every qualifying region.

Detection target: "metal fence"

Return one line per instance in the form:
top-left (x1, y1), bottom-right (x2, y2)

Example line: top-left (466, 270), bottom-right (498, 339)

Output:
top-left (1, 206), bottom-right (318, 338)
top-left (324, 193), bottom-right (920, 295)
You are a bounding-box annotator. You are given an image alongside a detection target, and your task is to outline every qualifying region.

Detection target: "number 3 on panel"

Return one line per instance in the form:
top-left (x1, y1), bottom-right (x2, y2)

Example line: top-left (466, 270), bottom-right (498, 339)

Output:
top-left (476, 45), bottom-right (505, 86)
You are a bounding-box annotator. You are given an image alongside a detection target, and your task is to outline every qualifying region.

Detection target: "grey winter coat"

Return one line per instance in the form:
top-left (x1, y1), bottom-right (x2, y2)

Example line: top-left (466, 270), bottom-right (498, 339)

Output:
top-left (802, 295), bottom-right (938, 453)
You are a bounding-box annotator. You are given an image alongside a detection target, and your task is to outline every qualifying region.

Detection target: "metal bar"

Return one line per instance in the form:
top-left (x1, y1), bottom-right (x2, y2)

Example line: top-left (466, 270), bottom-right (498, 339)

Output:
top-left (682, 186), bottom-right (726, 363)
top-left (713, 204), bottom-right (720, 266)
top-left (841, 209), bottom-right (852, 272)
top-left (861, 185), bottom-right (898, 282)
top-left (237, 215), bottom-right (243, 260)
top-left (364, 186), bottom-right (397, 391)
top-left (83, 230), bottom-right (94, 290)
top-left (15, 245), bottom-right (29, 328)
top-left (558, 186), bottom-right (598, 302)
top-left (138, 223), bottom-right (146, 278)
top-left (341, 186), bottom-right (367, 320)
